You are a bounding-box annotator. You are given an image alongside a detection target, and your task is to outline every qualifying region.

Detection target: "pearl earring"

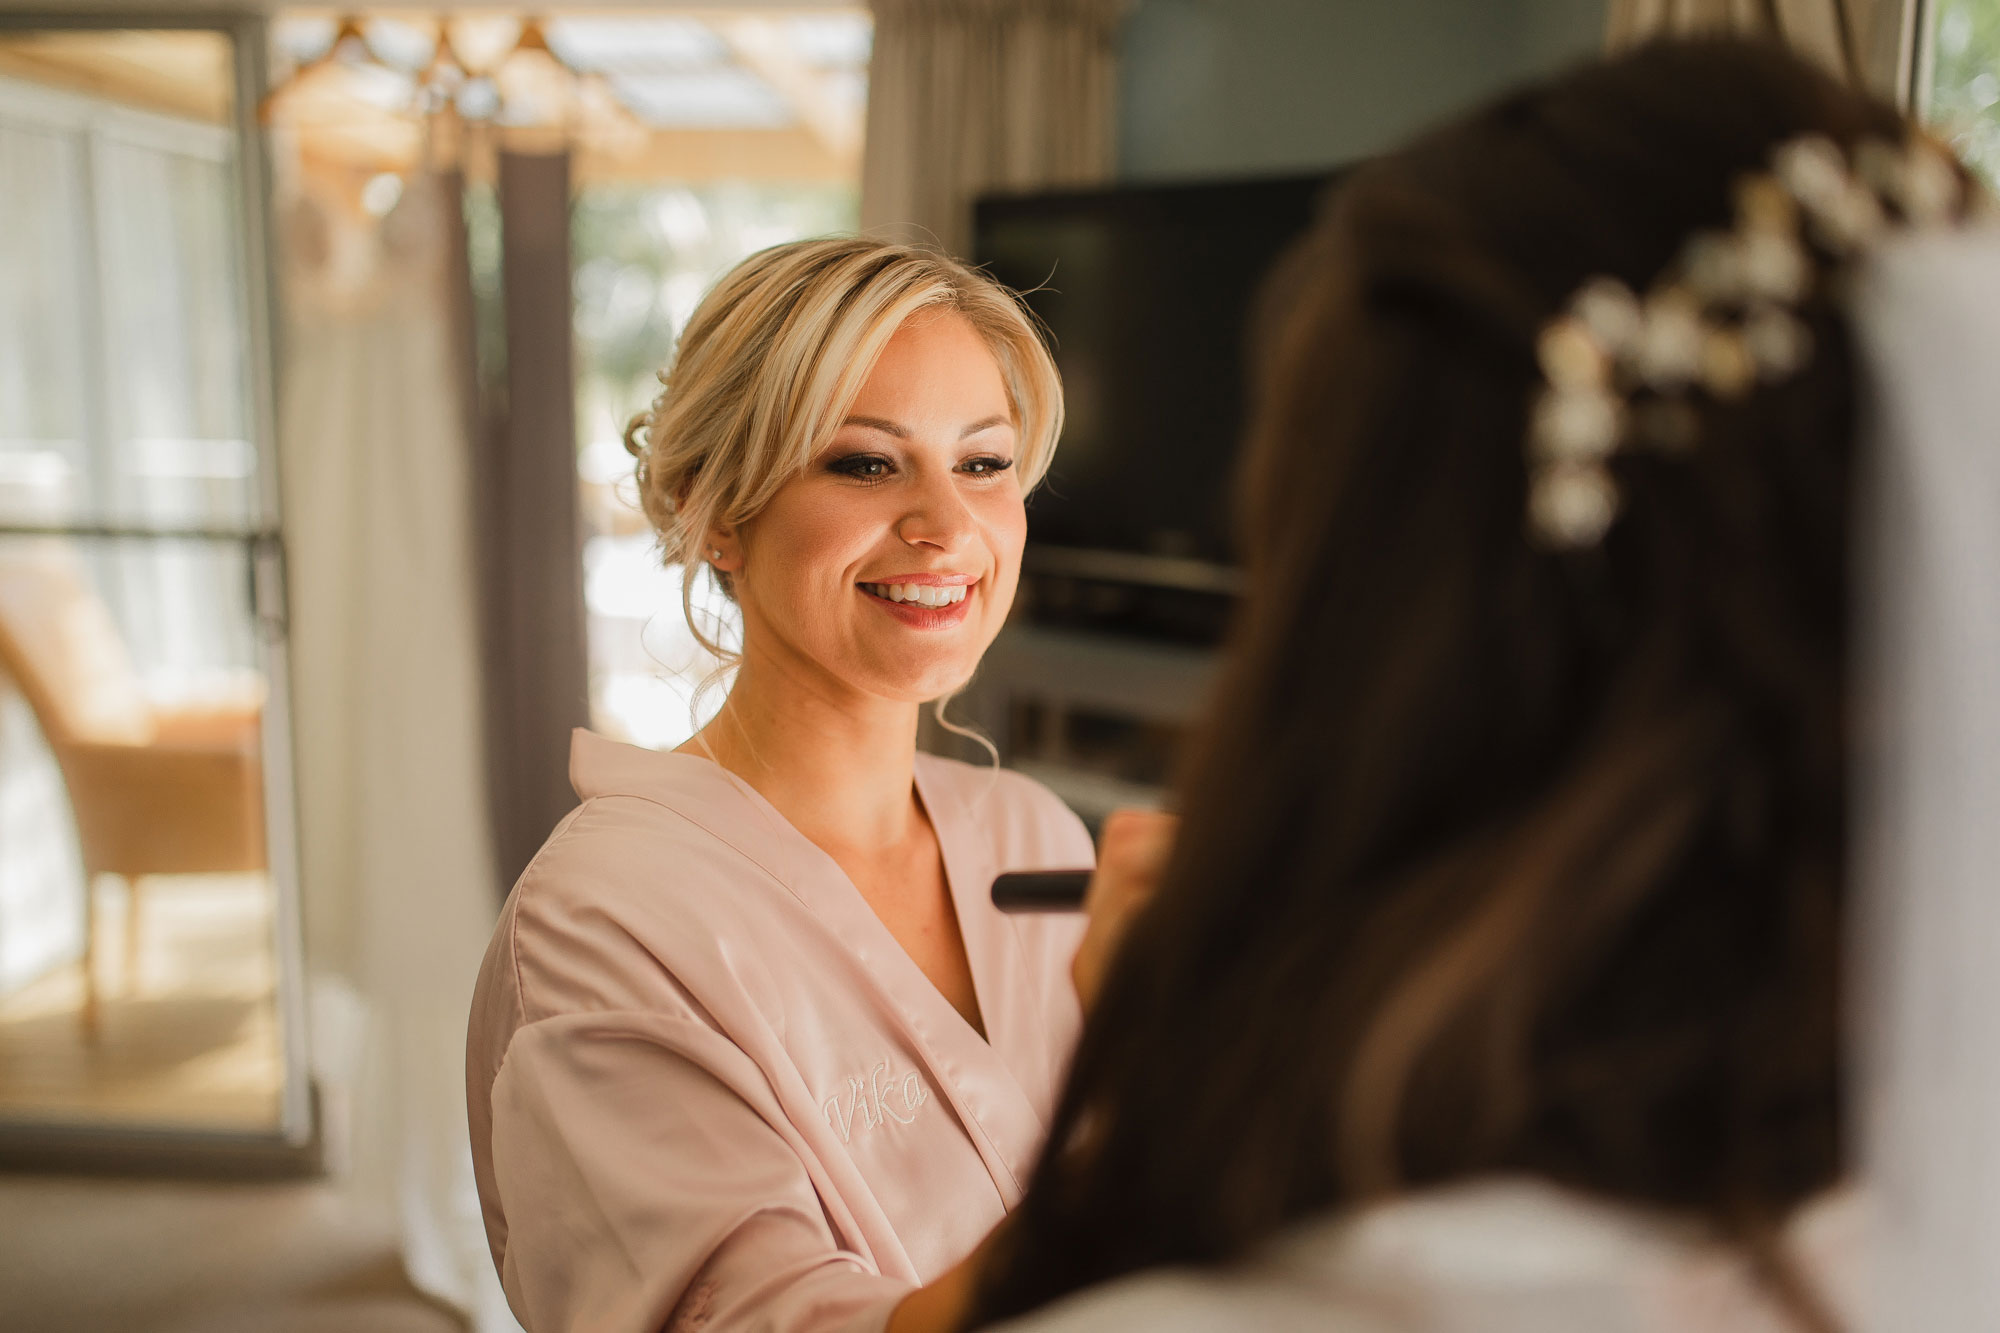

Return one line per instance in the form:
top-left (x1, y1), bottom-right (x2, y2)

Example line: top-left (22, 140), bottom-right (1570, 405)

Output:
top-left (710, 548), bottom-right (724, 561)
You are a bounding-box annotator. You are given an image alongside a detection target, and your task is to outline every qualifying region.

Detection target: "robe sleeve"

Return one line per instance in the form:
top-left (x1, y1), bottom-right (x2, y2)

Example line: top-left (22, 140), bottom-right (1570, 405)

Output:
top-left (488, 1010), bottom-right (914, 1333)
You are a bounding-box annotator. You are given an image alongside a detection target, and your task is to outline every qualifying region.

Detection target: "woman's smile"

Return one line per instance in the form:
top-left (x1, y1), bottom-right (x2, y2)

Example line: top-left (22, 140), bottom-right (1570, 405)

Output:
top-left (858, 574), bottom-right (978, 627)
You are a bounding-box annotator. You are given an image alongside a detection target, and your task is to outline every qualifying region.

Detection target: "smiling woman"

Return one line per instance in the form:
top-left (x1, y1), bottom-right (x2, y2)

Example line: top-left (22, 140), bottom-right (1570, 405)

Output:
top-left (465, 237), bottom-right (1118, 1333)
top-left (724, 306), bottom-right (1028, 715)
top-left (625, 238), bottom-right (1061, 670)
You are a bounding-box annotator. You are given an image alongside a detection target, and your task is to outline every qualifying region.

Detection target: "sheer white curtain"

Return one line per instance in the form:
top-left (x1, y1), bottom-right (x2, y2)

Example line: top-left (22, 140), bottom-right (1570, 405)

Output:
top-left (861, 0), bottom-right (1126, 256)
top-left (1604, 0), bottom-right (1922, 102)
top-left (0, 111), bottom-right (90, 993)
top-left (0, 85), bottom-right (260, 1001)
top-left (277, 171), bottom-right (516, 1332)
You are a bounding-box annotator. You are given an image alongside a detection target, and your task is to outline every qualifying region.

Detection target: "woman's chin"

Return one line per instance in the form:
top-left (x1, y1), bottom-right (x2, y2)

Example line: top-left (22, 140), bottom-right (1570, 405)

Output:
top-left (837, 622), bottom-right (998, 703)
top-left (882, 671), bottom-right (978, 705)
top-left (848, 655), bottom-right (980, 706)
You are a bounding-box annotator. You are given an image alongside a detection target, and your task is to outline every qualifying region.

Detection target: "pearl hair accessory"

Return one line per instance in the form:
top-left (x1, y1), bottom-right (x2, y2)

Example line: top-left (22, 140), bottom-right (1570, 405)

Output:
top-left (1525, 130), bottom-right (1981, 549)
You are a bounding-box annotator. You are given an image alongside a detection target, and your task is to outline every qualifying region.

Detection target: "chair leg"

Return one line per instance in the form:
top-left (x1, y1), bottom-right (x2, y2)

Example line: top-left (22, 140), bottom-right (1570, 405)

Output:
top-left (80, 872), bottom-right (101, 1043)
top-left (123, 875), bottom-right (142, 995)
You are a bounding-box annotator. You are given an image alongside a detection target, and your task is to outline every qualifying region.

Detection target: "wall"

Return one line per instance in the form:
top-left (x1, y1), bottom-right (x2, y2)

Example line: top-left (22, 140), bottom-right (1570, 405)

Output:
top-left (1117, 0), bottom-right (1607, 181)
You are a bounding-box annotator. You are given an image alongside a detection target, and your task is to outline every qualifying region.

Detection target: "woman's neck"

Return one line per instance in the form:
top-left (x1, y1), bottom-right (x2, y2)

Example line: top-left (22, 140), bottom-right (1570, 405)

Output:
top-left (683, 652), bottom-right (926, 855)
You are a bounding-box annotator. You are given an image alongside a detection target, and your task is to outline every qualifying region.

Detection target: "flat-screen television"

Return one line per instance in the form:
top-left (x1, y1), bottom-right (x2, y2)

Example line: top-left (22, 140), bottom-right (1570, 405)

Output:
top-left (974, 172), bottom-right (1337, 623)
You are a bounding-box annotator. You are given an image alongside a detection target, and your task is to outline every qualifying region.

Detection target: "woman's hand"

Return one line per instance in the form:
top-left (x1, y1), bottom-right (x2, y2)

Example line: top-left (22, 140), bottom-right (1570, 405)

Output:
top-left (1071, 809), bottom-right (1179, 1013)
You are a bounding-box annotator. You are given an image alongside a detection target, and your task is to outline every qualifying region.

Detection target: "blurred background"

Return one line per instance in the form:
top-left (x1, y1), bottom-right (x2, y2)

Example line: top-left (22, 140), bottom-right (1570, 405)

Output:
top-left (0, 1), bottom-right (1993, 1329)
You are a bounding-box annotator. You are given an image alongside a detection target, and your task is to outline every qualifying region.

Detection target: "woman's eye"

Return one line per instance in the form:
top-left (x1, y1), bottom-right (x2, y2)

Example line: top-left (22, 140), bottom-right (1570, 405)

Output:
top-left (961, 456), bottom-right (1016, 477)
top-left (829, 454), bottom-right (893, 481)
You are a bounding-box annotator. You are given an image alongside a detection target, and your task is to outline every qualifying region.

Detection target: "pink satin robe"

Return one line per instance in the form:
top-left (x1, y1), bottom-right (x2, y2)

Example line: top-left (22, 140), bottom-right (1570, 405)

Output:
top-left (467, 729), bottom-right (1092, 1333)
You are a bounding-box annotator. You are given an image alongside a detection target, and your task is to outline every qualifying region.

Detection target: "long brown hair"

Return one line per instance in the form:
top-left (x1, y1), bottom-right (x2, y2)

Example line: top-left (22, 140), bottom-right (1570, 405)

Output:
top-left (972, 40), bottom-right (1923, 1325)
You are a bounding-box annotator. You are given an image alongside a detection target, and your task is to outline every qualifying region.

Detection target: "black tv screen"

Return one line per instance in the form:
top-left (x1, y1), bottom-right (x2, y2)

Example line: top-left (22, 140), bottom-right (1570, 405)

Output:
top-left (974, 173), bottom-right (1335, 580)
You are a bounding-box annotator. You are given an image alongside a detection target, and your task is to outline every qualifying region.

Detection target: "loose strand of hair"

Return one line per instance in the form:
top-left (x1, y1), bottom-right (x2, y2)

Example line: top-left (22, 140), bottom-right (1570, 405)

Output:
top-left (929, 688), bottom-right (1002, 805)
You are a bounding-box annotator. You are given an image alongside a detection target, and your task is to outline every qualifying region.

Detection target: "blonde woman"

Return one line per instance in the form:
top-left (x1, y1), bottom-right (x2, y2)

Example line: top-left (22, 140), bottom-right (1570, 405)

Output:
top-left (467, 238), bottom-right (1166, 1333)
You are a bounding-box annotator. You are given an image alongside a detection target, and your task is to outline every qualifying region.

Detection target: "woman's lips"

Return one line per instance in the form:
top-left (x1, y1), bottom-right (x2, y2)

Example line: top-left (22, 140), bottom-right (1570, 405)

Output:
top-left (858, 582), bottom-right (975, 629)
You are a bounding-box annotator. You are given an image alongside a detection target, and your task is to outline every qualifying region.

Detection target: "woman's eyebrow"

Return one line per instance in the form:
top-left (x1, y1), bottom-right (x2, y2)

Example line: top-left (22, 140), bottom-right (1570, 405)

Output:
top-left (840, 414), bottom-right (908, 437)
top-left (837, 414), bottom-right (1013, 439)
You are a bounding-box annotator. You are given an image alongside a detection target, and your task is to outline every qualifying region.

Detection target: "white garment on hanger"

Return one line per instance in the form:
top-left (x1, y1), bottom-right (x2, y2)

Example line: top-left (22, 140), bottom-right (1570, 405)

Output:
top-left (279, 173), bottom-right (513, 1331)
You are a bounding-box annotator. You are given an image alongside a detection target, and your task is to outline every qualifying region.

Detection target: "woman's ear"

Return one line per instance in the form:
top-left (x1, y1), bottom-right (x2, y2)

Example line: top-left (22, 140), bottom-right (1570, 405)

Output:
top-left (704, 524), bottom-right (742, 573)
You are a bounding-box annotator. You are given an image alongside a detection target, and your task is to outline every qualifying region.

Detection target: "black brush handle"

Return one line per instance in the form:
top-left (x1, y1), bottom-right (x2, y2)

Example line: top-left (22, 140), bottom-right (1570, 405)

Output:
top-left (991, 869), bottom-right (1093, 913)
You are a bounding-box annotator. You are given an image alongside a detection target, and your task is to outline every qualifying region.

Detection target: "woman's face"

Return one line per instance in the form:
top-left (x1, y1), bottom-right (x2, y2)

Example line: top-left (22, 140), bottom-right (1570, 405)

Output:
top-left (728, 309), bottom-right (1027, 704)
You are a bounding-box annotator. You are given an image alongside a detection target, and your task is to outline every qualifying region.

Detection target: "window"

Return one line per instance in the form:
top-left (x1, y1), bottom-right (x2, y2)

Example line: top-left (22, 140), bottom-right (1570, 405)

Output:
top-left (1928, 0), bottom-right (2000, 184)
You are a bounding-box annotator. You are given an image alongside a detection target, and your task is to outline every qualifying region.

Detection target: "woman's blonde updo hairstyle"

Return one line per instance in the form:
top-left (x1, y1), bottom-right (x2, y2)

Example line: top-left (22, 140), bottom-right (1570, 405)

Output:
top-left (623, 236), bottom-right (1064, 661)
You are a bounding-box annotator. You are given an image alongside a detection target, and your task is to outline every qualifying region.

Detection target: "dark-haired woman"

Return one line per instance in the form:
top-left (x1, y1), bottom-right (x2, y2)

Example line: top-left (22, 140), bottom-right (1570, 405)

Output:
top-left (957, 39), bottom-right (2000, 1333)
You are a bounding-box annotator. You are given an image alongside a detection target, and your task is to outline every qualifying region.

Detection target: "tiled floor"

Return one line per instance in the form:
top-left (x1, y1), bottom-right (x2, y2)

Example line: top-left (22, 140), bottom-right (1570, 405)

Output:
top-left (0, 874), bottom-right (283, 1131)
top-left (0, 1172), bottom-right (466, 1332)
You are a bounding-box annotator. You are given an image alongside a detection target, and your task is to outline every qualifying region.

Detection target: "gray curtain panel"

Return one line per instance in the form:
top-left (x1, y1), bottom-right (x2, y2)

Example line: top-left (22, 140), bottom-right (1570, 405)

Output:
top-left (481, 149), bottom-right (590, 890)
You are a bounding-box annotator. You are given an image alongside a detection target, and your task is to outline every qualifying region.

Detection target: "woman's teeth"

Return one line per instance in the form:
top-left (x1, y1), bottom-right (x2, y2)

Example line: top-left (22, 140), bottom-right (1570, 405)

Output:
top-left (863, 583), bottom-right (968, 607)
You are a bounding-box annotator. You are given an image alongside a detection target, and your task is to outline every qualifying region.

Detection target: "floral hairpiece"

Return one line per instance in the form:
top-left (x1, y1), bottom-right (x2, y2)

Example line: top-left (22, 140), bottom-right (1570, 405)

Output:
top-left (1526, 130), bottom-right (1980, 549)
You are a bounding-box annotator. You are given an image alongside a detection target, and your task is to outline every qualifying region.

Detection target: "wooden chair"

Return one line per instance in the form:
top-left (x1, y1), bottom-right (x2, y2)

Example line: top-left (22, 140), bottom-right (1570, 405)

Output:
top-left (0, 550), bottom-right (265, 1039)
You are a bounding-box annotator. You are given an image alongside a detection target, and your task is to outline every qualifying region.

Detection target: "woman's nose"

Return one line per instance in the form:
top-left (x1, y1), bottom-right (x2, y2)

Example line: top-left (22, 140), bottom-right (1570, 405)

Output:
top-left (895, 468), bottom-right (977, 552)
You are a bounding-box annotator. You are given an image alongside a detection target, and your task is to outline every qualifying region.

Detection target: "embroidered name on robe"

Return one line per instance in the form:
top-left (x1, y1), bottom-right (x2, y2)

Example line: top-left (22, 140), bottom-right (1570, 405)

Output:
top-left (823, 1061), bottom-right (929, 1144)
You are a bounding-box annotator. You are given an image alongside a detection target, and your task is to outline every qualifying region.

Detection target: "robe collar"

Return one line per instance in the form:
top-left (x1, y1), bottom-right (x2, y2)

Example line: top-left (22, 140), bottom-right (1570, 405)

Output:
top-left (569, 727), bottom-right (1050, 1200)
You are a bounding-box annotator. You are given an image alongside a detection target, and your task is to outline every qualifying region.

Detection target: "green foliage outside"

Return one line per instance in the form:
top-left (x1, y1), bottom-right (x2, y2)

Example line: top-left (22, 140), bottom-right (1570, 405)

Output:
top-left (570, 182), bottom-right (859, 460)
top-left (1930, 0), bottom-right (2000, 184)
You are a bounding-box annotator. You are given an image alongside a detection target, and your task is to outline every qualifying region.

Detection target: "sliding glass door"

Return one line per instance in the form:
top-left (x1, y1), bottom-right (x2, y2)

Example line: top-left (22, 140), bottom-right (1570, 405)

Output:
top-left (0, 16), bottom-right (308, 1159)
